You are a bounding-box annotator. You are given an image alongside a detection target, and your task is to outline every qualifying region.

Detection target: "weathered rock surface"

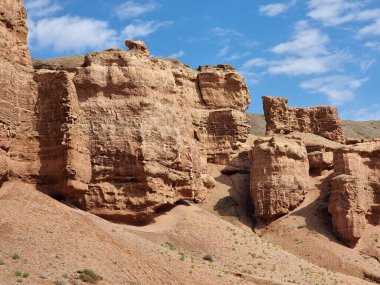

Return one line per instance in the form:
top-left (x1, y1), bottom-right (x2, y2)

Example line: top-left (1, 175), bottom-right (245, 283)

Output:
top-left (329, 143), bottom-right (380, 246)
top-left (33, 41), bottom-right (251, 223)
top-left (249, 136), bottom-right (310, 220)
top-left (263, 96), bottom-right (344, 143)
top-left (0, 0), bottom-right (39, 183)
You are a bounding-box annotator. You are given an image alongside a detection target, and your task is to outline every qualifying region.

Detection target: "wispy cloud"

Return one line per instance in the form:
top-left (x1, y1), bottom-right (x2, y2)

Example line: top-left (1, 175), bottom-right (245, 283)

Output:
top-left (25, 0), bottom-right (61, 18)
top-left (121, 20), bottom-right (171, 39)
top-left (116, 1), bottom-right (158, 19)
top-left (242, 21), bottom-right (347, 76)
top-left (218, 46), bottom-right (229, 57)
top-left (212, 27), bottom-right (244, 37)
top-left (342, 105), bottom-right (380, 121)
top-left (365, 41), bottom-right (380, 51)
top-left (271, 21), bottom-right (329, 57)
top-left (167, 50), bottom-right (185, 58)
top-left (300, 75), bottom-right (367, 105)
top-left (259, 1), bottom-right (296, 17)
top-left (307, 0), bottom-right (380, 26)
top-left (358, 20), bottom-right (380, 37)
top-left (360, 58), bottom-right (376, 73)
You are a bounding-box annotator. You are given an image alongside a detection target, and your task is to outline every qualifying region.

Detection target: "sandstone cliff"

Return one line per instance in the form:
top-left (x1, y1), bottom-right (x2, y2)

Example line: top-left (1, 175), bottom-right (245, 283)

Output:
top-left (0, 0), bottom-right (251, 224)
top-left (249, 136), bottom-right (310, 220)
top-left (329, 142), bottom-right (380, 246)
top-left (263, 96), bottom-right (344, 143)
top-left (0, 0), bottom-right (40, 184)
top-left (33, 43), bottom-right (251, 224)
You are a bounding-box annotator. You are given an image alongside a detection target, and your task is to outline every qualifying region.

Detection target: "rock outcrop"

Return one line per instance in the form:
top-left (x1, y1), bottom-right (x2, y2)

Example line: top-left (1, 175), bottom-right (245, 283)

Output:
top-left (0, 0), bottom-right (39, 184)
top-left (32, 43), bottom-right (251, 223)
top-left (329, 143), bottom-right (380, 246)
top-left (263, 96), bottom-right (344, 143)
top-left (249, 136), bottom-right (309, 220)
top-left (0, 0), bottom-right (251, 224)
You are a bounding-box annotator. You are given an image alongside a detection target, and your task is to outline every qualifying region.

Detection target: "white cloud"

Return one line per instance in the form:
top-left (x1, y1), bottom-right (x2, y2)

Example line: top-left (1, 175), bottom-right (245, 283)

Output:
top-left (242, 58), bottom-right (268, 70)
top-left (307, 0), bottom-right (380, 26)
top-left (244, 21), bottom-right (347, 76)
top-left (218, 46), bottom-right (229, 57)
top-left (259, 3), bottom-right (288, 17)
top-left (25, 0), bottom-right (61, 18)
top-left (271, 21), bottom-right (329, 57)
top-left (29, 16), bottom-right (118, 53)
top-left (121, 20), bottom-right (171, 39)
top-left (116, 1), bottom-right (157, 19)
top-left (358, 20), bottom-right (380, 37)
top-left (167, 50), bottom-right (185, 58)
top-left (268, 55), bottom-right (341, 75)
top-left (300, 75), bottom-right (367, 105)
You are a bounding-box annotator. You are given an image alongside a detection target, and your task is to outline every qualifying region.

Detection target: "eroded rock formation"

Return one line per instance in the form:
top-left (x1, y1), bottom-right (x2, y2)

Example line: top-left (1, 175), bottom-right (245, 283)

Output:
top-left (33, 43), bottom-right (250, 223)
top-left (249, 136), bottom-right (310, 220)
top-left (0, 0), bottom-right (251, 224)
top-left (0, 0), bottom-right (39, 183)
top-left (329, 143), bottom-right (380, 246)
top-left (263, 96), bottom-right (344, 143)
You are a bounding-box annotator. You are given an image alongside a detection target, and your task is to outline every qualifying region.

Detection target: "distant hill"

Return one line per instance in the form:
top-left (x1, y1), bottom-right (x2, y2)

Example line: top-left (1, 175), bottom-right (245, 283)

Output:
top-left (248, 113), bottom-right (380, 139)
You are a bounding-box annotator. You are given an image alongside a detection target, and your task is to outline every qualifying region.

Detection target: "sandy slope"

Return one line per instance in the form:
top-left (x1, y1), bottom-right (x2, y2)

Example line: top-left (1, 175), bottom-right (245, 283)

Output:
top-left (0, 179), bottom-right (376, 285)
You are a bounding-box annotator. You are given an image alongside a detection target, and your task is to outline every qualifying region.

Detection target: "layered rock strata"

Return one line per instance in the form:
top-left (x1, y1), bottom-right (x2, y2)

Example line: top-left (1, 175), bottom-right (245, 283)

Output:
top-left (329, 142), bottom-right (380, 246)
top-left (33, 44), bottom-right (251, 223)
top-left (0, 0), bottom-right (39, 183)
top-left (249, 136), bottom-right (310, 220)
top-left (1, 0), bottom-right (251, 224)
top-left (263, 96), bottom-right (344, 143)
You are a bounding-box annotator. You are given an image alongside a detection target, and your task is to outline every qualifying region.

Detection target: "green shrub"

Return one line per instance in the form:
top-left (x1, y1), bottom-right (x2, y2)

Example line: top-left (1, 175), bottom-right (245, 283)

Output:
top-left (203, 254), bottom-right (213, 262)
top-left (12, 253), bottom-right (20, 260)
top-left (77, 269), bottom-right (103, 283)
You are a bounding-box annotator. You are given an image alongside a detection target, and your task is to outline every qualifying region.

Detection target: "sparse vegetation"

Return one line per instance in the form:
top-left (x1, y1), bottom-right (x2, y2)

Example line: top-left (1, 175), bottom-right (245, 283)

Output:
top-left (15, 271), bottom-right (22, 276)
top-left (12, 253), bottom-right (20, 260)
top-left (179, 252), bottom-right (186, 261)
top-left (22, 272), bottom-right (29, 278)
top-left (0, 258), bottom-right (4, 265)
top-left (164, 241), bottom-right (176, 251)
top-left (203, 254), bottom-right (213, 262)
top-left (53, 280), bottom-right (65, 285)
top-left (77, 269), bottom-right (103, 283)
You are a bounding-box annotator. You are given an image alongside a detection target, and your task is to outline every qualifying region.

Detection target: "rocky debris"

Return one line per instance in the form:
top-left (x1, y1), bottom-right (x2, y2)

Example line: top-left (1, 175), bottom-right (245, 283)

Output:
top-left (249, 136), bottom-right (310, 220)
top-left (125, 39), bottom-right (150, 56)
top-left (33, 44), bottom-right (250, 223)
top-left (263, 96), bottom-right (344, 143)
top-left (292, 132), bottom-right (343, 175)
top-left (0, 0), bottom-right (40, 183)
top-left (329, 142), bottom-right (380, 246)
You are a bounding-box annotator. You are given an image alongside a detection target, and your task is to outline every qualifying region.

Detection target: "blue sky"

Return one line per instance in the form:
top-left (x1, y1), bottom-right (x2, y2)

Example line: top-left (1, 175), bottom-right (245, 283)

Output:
top-left (25, 0), bottom-right (380, 120)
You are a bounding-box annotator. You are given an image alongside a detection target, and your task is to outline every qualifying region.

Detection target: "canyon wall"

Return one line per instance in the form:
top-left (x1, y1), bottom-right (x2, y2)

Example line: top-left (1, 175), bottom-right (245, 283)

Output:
top-left (263, 96), bottom-right (344, 143)
top-left (33, 44), bottom-right (251, 224)
top-left (329, 143), bottom-right (380, 246)
top-left (0, 0), bottom-right (39, 183)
